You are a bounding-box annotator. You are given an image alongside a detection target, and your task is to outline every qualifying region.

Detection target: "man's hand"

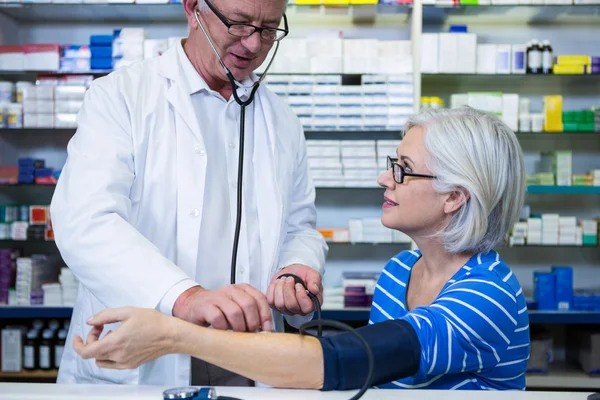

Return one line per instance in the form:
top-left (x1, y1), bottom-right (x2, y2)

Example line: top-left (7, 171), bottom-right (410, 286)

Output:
top-left (173, 284), bottom-right (273, 332)
top-left (266, 264), bottom-right (323, 316)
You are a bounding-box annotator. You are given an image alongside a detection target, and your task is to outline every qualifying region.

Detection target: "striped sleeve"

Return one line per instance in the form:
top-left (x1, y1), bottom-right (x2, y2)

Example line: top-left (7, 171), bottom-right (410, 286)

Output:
top-left (401, 270), bottom-right (519, 377)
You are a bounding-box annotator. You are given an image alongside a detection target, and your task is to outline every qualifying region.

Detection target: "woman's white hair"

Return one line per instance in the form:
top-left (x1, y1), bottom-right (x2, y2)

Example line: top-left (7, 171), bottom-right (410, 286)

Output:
top-left (405, 106), bottom-right (526, 254)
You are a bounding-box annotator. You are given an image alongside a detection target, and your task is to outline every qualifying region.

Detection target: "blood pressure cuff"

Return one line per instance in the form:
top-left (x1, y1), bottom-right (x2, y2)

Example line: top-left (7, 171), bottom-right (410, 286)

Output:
top-left (318, 319), bottom-right (421, 391)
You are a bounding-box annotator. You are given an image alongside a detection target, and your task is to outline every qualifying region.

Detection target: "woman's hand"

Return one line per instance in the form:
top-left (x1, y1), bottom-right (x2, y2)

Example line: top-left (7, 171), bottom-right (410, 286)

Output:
top-left (74, 307), bottom-right (179, 370)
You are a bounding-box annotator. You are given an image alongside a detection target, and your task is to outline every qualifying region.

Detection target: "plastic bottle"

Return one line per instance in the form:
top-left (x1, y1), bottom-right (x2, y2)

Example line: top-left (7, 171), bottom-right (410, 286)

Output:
top-left (527, 39), bottom-right (542, 74)
top-left (6, 103), bottom-right (23, 128)
top-left (0, 102), bottom-right (7, 128)
top-left (54, 329), bottom-right (67, 369)
top-left (23, 329), bottom-right (40, 370)
top-left (0, 81), bottom-right (13, 103)
top-left (541, 40), bottom-right (553, 74)
top-left (39, 329), bottom-right (55, 370)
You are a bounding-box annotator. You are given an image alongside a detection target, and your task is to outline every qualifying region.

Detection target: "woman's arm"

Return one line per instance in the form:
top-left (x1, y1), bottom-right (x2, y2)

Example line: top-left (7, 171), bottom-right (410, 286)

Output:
top-left (74, 307), bottom-right (325, 389)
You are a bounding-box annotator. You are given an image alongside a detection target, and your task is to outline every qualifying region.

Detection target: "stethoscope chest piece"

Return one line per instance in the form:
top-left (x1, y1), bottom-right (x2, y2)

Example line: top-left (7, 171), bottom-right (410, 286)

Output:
top-left (163, 387), bottom-right (217, 399)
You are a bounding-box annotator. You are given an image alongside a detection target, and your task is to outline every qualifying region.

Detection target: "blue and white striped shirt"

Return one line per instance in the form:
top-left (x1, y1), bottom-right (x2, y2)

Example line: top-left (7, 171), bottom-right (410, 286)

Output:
top-left (369, 250), bottom-right (530, 390)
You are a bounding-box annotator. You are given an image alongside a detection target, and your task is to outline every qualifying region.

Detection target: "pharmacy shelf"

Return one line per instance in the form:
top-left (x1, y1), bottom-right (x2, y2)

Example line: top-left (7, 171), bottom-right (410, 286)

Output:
top-left (422, 3), bottom-right (600, 24)
top-left (316, 186), bottom-right (600, 194)
top-left (0, 2), bottom-right (412, 23)
top-left (3, 128), bottom-right (598, 141)
top-left (527, 185), bottom-right (600, 194)
top-left (0, 370), bottom-right (58, 381)
top-left (2, 306), bottom-right (600, 324)
top-left (526, 364), bottom-right (600, 390)
top-left (321, 308), bottom-right (600, 324)
top-left (0, 306), bottom-right (73, 319)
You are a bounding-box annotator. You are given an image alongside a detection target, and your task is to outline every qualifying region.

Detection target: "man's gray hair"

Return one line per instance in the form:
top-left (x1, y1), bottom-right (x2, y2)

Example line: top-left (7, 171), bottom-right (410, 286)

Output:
top-left (405, 106), bottom-right (526, 254)
top-left (196, 0), bottom-right (288, 14)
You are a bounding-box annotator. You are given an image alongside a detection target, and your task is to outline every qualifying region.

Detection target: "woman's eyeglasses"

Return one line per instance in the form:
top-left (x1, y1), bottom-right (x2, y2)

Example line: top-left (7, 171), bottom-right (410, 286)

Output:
top-left (387, 156), bottom-right (437, 184)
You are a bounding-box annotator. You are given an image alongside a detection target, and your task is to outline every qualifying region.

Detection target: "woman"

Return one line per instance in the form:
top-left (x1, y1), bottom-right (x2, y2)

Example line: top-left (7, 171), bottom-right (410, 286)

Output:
top-left (74, 107), bottom-right (530, 391)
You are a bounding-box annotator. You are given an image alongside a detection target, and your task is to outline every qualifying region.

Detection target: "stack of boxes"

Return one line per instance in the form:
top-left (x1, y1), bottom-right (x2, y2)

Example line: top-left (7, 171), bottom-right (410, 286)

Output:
top-left (559, 216), bottom-right (578, 246)
top-left (341, 140), bottom-right (378, 187)
top-left (112, 28), bottom-right (145, 70)
top-left (0, 249), bottom-right (13, 304)
top-left (510, 214), bottom-right (596, 247)
top-left (582, 219), bottom-right (598, 246)
top-left (0, 204), bottom-right (54, 241)
top-left (59, 267), bottom-right (79, 307)
top-left (562, 110), bottom-right (596, 132)
top-left (553, 55), bottom-right (600, 75)
top-left (22, 85), bottom-right (55, 129)
top-left (17, 158), bottom-right (45, 185)
top-left (450, 92), bottom-right (520, 131)
top-left (542, 214), bottom-right (559, 246)
top-left (343, 272), bottom-right (379, 309)
top-left (573, 290), bottom-right (600, 312)
top-left (306, 140), bottom-right (342, 188)
top-left (261, 38), bottom-right (411, 75)
top-left (306, 139), bottom-right (402, 188)
top-left (60, 45), bottom-right (91, 72)
top-left (23, 44), bottom-right (60, 71)
top-left (90, 35), bottom-right (113, 71)
top-left (348, 217), bottom-right (411, 244)
top-left (533, 266), bottom-right (574, 311)
top-left (541, 151), bottom-right (572, 186)
top-left (54, 85), bottom-right (87, 128)
top-left (267, 74), bottom-right (414, 131)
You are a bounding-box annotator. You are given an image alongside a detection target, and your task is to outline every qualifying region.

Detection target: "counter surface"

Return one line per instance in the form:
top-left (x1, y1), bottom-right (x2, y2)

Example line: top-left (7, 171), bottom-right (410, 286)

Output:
top-left (0, 384), bottom-right (594, 400)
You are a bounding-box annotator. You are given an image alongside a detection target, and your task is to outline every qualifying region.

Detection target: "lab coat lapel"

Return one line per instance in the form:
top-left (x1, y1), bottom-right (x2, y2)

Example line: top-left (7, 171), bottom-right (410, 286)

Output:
top-left (159, 45), bottom-right (206, 278)
top-left (253, 89), bottom-right (283, 293)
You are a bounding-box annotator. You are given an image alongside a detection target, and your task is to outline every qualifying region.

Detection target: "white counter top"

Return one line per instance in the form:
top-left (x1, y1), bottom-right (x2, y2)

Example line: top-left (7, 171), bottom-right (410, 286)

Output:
top-left (0, 384), bottom-right (593, 400)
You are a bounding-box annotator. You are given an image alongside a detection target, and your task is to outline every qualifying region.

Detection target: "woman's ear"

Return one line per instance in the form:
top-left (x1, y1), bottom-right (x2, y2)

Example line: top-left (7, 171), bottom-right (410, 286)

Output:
top-left (443, 187), bottom-right (470, 215)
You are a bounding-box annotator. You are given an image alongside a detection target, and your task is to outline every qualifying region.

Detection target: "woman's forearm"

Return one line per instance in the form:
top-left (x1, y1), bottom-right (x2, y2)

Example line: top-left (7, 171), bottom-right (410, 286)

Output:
top-left (171, 318), bottom-right (324, 389)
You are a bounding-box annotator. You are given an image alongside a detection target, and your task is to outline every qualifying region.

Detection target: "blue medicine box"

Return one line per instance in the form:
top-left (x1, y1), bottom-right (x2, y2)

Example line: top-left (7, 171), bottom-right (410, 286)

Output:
top-left (534, 272), bottom-right (556, 311)
top-left (90, 46), bottom-right (113, 59)
top-left (90, 35), bottom-right (113, 47)
top-left (91, 58), bottom-right (113, 70)
top-left (552, 266), bottom-right (573, 311)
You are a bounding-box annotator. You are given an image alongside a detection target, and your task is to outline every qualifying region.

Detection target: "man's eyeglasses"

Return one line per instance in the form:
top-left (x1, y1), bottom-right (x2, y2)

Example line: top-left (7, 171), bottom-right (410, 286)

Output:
top-left (387, 156), bottom-right (437, 184)
top-left (204, 0), bottom-right (289, 42)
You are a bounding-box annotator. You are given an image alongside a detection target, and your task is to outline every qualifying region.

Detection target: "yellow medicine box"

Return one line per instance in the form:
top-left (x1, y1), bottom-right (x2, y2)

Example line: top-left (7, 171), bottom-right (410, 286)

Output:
top-left (544, 96), bottom-right (563, 132)
top-left (553, 64), bottom-right (589, 75)
top-left (555, 55), bottom-right (591, 65)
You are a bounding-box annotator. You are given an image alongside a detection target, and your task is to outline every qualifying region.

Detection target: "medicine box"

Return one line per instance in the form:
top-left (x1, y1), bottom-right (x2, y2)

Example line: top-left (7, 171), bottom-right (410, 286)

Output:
top-left (534, 272), bottom-right (556, 311)
top-left (551, 266), bottom-right (573, 310)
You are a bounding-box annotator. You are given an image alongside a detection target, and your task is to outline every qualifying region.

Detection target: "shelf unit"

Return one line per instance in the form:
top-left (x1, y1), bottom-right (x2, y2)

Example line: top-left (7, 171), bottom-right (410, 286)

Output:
top-left (0, 370), bottom-right (58, 382)
top-left (1, 1), bottom-right (600, 390)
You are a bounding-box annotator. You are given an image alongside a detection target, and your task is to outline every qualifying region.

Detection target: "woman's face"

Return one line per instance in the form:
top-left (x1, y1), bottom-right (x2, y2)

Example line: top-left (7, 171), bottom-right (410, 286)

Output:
top-left (377, 126), bottom-right (446, 237)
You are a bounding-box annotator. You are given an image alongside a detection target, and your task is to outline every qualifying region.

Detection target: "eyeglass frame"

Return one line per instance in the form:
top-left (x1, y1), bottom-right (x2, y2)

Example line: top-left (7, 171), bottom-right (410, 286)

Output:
top-left (203, 0), bottom-right (289, 42)
top-left (387, 156), bottom-right (437, 184)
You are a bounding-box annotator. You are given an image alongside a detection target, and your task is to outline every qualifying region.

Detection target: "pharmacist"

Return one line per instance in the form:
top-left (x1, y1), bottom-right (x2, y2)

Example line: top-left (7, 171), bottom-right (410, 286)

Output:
top-left (49, 0), bottom-right (327, 387)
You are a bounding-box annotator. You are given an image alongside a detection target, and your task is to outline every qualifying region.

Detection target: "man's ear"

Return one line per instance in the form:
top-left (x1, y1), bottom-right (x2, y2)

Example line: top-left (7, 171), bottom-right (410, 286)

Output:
top-left (184, 0), bottom-right (200, 28)
top-left (443, 187), bottom-right (470, 215)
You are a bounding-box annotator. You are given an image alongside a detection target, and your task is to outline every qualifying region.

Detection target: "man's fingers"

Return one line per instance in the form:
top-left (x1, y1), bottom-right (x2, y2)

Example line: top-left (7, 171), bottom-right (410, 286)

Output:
top-left (203, 305), bottom-right (228, 331)
top-left (229, 290), bottom-right (261, 332)
top-left (217, 299), bottom-right (246, 332)
top-left (295, 284), bottom-right (315, 315)
top-left (273, 278), bottom-right (286, 313)
top-left (74, 333), bottom-right (115, 360)
top-left (239, 284), bottom-right (273, 331)
top-left (283, 277), bottom-right (301, 314)
top-left (85, 325), bottom-right (104, 346)
top-left (87, 307), bottom-right (131, 326)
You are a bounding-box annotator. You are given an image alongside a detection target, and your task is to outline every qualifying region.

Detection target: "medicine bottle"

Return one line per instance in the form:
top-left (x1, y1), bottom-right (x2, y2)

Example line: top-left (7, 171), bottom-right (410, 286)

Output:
top-left (23, 329), bottom-right (40, 370)
top-left (39, 329), bottom-right (55, 370)
top-left (54, 329), bottom-right (67, 369)
top-left (541, 40), bottom-right (553, 74)
top-left (527, 39), bottom-right (542, 74)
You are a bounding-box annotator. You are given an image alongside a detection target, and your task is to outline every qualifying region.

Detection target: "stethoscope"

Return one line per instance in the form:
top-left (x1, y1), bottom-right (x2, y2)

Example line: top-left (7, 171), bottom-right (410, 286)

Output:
top-left (167, 10), bottom-right (376, 400)
top-left (193, 8), bottom-right (279, 285)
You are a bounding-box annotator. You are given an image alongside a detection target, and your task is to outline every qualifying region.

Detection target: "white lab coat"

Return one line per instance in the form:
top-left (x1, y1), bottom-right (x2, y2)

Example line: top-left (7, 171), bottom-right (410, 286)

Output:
top-left (50, 42), bottom-right (328, 386)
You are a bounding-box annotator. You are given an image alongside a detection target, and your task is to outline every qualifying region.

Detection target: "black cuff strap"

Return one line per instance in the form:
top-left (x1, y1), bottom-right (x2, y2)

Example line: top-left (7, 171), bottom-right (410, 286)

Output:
top-left (318, 319), bottom-right (421, 391)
